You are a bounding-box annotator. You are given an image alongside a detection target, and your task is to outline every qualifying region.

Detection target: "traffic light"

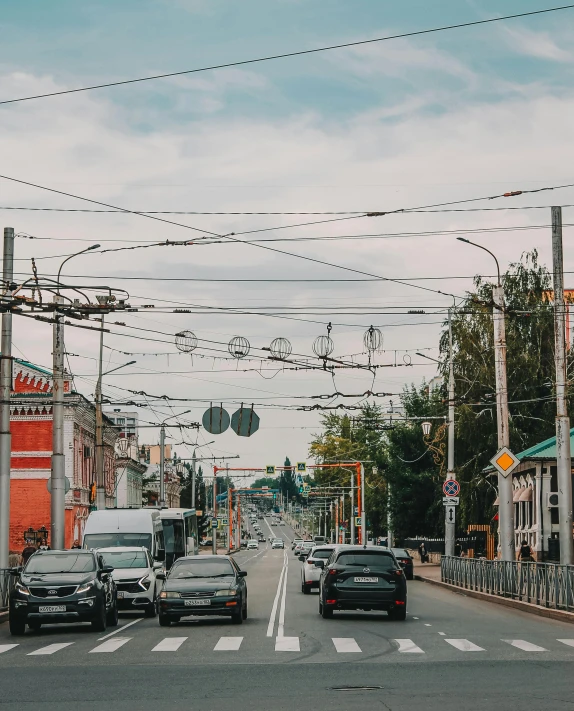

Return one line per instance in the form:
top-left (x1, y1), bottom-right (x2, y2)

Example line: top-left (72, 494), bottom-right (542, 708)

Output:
top-left (89, 481), bottom-right (96, 503)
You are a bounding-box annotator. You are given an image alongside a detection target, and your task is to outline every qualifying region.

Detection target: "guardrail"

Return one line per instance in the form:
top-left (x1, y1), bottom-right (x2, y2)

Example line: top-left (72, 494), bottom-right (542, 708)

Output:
top-left (441, 556), bottom-right (574, 612)
top-left (0, 569), bottom-right (13, 612)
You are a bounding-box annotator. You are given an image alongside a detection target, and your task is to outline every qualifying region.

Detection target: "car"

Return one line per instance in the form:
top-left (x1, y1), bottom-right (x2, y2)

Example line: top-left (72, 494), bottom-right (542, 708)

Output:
top-left (297, 542), bottom-right (315, 559)
top-left (279, 521), bottom-right (286, 526)
top-left (270, 520), bottom-right (277, 526)
top-left (98, 546), bottom-right (161, 618)
top-left (301, 546), bottom-right (334, 593)
top-left (200, 538), bottom-right (213, 547)
top-left (292, 538), bottom-right (304, 551)
top-left (246, 539), bottom-right (259, 550)
top-left (8, 549), bottom-right (118, 635)
top-left (157, 554), bottom-right (247, 626)
top-left (271, 539), bottom-right (284, 549)
top-left (317, 546), bottom-right (407, 620)
top-left (392, 548), bottom-right (414, 580)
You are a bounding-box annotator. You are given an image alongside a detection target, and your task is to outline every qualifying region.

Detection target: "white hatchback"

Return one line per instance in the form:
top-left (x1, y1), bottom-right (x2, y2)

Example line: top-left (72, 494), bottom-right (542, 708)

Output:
top-left (99, 546), bottom-right (162, 617)
top-left (301, 546), bottom-right (335, 594)
top-left (246, 539), bottom-right (259, 550)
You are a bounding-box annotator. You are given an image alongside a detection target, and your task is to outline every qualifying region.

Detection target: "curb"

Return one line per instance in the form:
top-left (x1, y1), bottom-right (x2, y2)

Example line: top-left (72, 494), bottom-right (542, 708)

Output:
top-left (415, 574), bottom-right (574, 624)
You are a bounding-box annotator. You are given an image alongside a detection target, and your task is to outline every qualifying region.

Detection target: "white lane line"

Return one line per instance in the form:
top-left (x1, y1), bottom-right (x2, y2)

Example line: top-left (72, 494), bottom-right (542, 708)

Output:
top-left (503, 639), bottom-right (547, 652)
top-left (89, 637), bottom-right (132, 653)
top-left (424, 623), bottom-right (432, 627)
top-left (332, 638), bottom-right (362, 653)
top-left (275, 636), bottom-right (300, 652)
top-left (266, 554), bottom-right (287, 637)
top-left (277, 550), bottom-right (289, 639)
top-left (438, 632), bottom-right (446, 636)
top-left (0, 644), bottom-right (19, 654)
top-left (28, 642), bottom-right (74, 656)
top-left (214, 636), bottom-right (243, 651)
top-left (395, 639), bottom-right (424, 654)
top-left (412, 616), bottom-right (419, 620)
top-left (98, 617), bottom-right (142, 641)
top-left (152, 637), bottom-right (188, 652)
top-left (557, 639), bottom-right (574, 648)
top-left (444, 639), bottom-right (485, 652)
top-left (241, 548), bottom-right (267, 565)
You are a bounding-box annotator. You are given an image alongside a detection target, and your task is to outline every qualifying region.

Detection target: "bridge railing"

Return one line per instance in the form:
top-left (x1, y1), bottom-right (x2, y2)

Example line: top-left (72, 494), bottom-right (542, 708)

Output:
top-left (441, 556), bottom-right (574, 612)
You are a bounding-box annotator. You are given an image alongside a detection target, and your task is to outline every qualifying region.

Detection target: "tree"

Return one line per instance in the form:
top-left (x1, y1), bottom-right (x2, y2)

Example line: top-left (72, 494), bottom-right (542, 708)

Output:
top-left (251, 477), bottom-right (279, 489)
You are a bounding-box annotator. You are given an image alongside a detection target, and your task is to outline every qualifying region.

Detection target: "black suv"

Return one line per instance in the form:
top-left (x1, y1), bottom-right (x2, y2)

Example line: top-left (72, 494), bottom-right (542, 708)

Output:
top-left (317, 546), bottom-right (407, 620)
top-left (9, 549), bottom-right (118, 635)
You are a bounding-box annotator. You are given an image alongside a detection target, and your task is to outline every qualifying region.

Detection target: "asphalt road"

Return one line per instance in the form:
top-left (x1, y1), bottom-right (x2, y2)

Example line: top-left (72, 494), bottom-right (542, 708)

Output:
top-left (1, 517), bottom-right (574, 710)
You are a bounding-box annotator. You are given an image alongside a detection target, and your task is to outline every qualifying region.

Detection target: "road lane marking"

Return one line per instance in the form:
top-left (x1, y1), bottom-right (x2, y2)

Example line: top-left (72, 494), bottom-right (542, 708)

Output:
top-left (275, 636), bottom-right (300, 652)
top-left (332, 638), bottom-right (362, 653)
top-left (503, 640), bottom-right (547, 652)
top-left (28, 643), bottom-right (74, 656)
top-left (0, 644), bottom-right (19, 654)
top-left (424, 624), bottom-right (432, 627)
top-left (267, 551), bottom-right (287, 637)
top-left (214, 636), bottom-right (243, 651)
top-left (277, 551), bottom-right (289, 639)
top-left (395, 639), bottom-right (424, 653)
top-left (412, 617), bottom-right (419, 620)
top-left (438, 632), bottom-right (446, 636)
top-left (445, 639), bottom-right (485, 652)
top-left (152, 637), bottom-right (188, 652)
top-left (89, 637), bottom-right (132, 653)
top-left (557, 639), bottom-right (574, 647)
top-left (98, 617), bottom-right (142, 640)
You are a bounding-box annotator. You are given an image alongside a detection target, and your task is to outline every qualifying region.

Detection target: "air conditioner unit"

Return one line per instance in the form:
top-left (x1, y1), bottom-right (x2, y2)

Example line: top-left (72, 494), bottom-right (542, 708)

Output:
top-left (547, 492), bottom-right (559, 508)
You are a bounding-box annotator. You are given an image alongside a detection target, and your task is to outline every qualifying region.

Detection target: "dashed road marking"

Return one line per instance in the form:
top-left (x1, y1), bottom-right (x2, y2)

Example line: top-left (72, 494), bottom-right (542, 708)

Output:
top-left (152, 637), bottom-right (188, 652)
top-left (444, 639), bottom-right (484, 652)
top-left (503, 640), bottom-right (547, 652)
top-left (424, 623), bottom-right (432, 627)
top-left (0, 644), bottom-right (19, 654)
top-left (98, 617), bottom-right (142, 640)
top-left (214, 637), bottom-right (243, 651)
top-left (395, 639), bottom-right (424, 653)
top-left (89, 637), bottom-right (132, 653)
top-left (28, 642), bottom-right (74, 656)
top-left (275, 636), bottom-right (300, 652)
top-left (557, 639), bottom-right (574, 648)
top-left (332, 638), bottom-right (362, 653)
top-left (438, 632), bottom-right (446, 636)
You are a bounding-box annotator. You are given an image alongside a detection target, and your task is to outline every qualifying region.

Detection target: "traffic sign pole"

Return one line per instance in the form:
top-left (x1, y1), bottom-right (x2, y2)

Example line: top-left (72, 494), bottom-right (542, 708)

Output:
top-left (445, 307), bottom-right (456, 558)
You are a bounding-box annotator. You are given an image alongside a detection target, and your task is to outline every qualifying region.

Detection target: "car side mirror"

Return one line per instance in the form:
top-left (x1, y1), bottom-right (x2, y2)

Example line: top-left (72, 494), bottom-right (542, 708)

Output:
top-left (314, 560), bottom-right (325, 569)
top-left (156, 572), bottom-right (166, 580)
top-left (102, 565), bottom-right (114, 574)
top-left (153, 561), bottom-right (163, 570)
top-left (238, 570), bottom-right (247, 577)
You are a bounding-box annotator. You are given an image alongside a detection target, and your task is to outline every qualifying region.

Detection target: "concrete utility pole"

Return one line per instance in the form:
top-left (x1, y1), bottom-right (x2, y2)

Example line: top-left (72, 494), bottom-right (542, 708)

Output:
top-left (360, 463), bottom-right (366, 546)
top-left (445, 308), bottom-right (456, 557)
top-left (0, 227), bottom-right (14, 568)
top-left (191, 449), bottom-right (197, 508)
top-left (350, 480), bottom-right (355, 544)
top-left (387, 480), bottom-right (394, 548)
top-left (95, 316), bottom-right (106, 510)
top-left (159, 424), bottom-right (166, 507)
top-left (552, 206), bottom-right (573, 565)
top-left (51, 293), bottom-right (66, 550)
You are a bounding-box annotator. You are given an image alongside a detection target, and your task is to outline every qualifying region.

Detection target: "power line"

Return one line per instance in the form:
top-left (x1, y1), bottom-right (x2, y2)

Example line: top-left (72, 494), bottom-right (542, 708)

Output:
top-left (1, 4), bottom-right (572, 105)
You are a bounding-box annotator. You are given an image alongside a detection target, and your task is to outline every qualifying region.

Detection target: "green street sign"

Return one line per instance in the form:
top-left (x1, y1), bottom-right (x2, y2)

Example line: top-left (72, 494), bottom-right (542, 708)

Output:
top-left (297, 462), bottom-right (306, 472)
top-left (266, 465), bottom-right (276, 475)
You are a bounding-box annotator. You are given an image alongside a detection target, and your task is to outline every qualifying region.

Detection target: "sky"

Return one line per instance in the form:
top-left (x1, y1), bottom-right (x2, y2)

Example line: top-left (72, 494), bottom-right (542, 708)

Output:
top-left (1, 0), bottom-right (573, 482)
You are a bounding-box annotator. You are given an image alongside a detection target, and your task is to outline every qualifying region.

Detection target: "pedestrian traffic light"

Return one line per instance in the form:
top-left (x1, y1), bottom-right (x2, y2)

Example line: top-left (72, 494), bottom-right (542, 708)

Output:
top-left (89, 481), bottom-right (96, 503)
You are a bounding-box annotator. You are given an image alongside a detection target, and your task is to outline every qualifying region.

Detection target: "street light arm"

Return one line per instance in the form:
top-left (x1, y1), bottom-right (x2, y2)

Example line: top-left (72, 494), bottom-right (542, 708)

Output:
top-left (56, 244), bottom-right (100, 292)
top-left (102, 360), bottom-right (136, 377)
top-left (456, 237), bottom-right (501, 285)
top-left (416, 352), bottom-right (441, 364)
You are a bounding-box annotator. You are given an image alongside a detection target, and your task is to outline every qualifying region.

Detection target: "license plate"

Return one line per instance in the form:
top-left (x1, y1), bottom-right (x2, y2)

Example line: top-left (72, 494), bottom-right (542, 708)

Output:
top-left (38, 605), bottom-right (66, 613)
top-left (354, 577), bottom-right (378, 583)
top-left (117, 592), bottom-right (124, 599)
top-left (184, 599), bottom-right (211, 606)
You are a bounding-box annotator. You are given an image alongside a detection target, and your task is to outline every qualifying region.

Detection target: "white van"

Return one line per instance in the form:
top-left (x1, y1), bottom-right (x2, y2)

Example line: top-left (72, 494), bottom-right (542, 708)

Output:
top-left (83, 509), bottom-right (165, 562)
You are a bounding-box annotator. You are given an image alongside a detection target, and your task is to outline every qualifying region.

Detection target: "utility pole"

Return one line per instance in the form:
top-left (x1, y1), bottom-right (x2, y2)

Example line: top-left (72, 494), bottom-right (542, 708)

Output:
top-left (493, 281), bottom-right (514, 561)
top-left (387, 480), bottom-right (394, 548)
top-left (212, 470), bottom-right (217, 555)
top-left (0, 228), bottom-right (14, 568)
top-left (445, 308), bottom-right (456, 557)
top-left (191, 449), bottom-right (197, 508)
top-left (552, 206), bottom-right (573, 565)
top-left (159, 424), bottom-right (166, 507)
top-left (360, 463), bottom-right (366, 546)
top-left (95, 315), bottom-right (106, 510)
top-left (51, 294), bottom-right (66, 550)
top-left (350, 479), bottom-right (355, 544)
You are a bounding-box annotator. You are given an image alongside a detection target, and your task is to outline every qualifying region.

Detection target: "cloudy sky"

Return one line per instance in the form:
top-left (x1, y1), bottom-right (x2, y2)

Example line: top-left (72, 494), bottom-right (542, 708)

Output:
top-left (1, 0), bottom-right (573, 480)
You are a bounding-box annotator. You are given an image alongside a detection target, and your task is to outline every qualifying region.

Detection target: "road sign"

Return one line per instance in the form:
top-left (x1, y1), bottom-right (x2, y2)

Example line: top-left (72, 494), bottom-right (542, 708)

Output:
top-left (295, 475), bottom-right (303, 486)
top-left (297, 462), bottom-right (306, 472)
top-left (202, 406), bottom-right (230, 435)
top-left (446, 506), bottom-right (455, 523)
top-left (211, 518), bottom-right (218, 529)
top-left (266, 465), bottom-right (276, 475)
top-left (442, 496), bottom-right (459, 506)
top-left (221, 518), bottom-right (228, 526)
top-left (230, 405), bottom-right (260, 437)
top-left (355, 516), bottom-right (362, 526)
top-left (443, 479), bottom-right (460, 497)
top-left (490, 447), bottom-right (520, 478)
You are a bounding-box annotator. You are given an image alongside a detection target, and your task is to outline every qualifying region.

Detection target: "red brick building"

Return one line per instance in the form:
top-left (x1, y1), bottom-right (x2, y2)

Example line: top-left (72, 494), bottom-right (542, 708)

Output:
top-left (9, 359), bottom-right (116, 553)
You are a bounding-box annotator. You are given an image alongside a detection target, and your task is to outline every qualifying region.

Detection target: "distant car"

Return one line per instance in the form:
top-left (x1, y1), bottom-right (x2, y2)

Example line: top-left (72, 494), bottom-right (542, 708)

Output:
top-left (99, 546), bottom-right (161, 618)
top-left (270, 521), bottom-right (277, 526)
top-left (392, 548), bottom-right (414, 580)
top-left (157, 555), bottom-right (247, 626)
top-left (201, 538), bottom-right (213, 547)
top-left (246, 540), bottom-right (259, 550)
top-left (301, 546), bottom-right (334, 594)
top-left (279, 521), bottom-right (286, 526)
top-left (271, 539), bottom-right (284, 549)
top-left (317, 546), bottom-right (407, 620)
top-left (292, 538), bottom-right (304, 551)
top-left (298, 542), bottom-right (315, 559)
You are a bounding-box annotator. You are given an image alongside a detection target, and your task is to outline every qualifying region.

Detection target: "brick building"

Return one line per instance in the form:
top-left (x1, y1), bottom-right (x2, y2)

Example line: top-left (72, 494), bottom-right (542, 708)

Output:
top-left (9, 359), bottom-right (116, 553)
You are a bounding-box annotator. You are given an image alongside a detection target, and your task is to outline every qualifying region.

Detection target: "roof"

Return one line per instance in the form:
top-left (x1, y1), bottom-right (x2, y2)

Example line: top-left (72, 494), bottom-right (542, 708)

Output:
top-left (484, 428), bottom-right (574, 472)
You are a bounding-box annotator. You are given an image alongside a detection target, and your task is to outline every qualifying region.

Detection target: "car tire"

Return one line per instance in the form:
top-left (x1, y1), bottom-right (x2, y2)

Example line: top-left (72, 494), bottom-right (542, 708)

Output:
top-left (159, 614), bottom-right (171, 627)
top-left (107, 599), bottom-right (119, 627)
top-left (388, 606), bottom-right (407, 621)
top-left (321, 603), bottom-right (333, 619)
top-left (242, 597), bottom-right (248, 620)
top-left (302, 582), bottom-right (311, 595)
top-left (231, 605), bottom-right (243, 625)
top-left (145, 598), bottom-right (157, 618)
top-left (9, 617), bottom-right (26, 636)
top-left (91, 603), bottom-right (107, 633)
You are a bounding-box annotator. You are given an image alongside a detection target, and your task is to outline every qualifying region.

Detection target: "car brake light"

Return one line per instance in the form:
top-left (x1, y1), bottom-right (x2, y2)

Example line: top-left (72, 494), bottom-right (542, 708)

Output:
top-left (328, 568), bottom-right (337, 576)
top-left (395, 569), bottom-right (403, 576)
top-left (307, 560), bottom-right (314, 565)
top-left (394, 600), bottom-right (405, 605)
top-left (326, 599), bottom-right (337, 605)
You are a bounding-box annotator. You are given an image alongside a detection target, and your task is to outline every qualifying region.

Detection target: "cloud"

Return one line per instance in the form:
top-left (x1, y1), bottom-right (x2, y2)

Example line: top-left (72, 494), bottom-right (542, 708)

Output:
top-left (501, 26), bottom-right (573, 63)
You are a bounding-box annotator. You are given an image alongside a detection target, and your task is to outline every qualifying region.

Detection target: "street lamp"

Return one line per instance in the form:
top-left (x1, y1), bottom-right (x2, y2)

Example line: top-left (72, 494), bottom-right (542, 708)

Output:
top-left (421, 421), bottom-right (432, 437)
top-left (56, 244), bottom-right (101, 292)
top-left (456, 237), bottom-right (513, 561)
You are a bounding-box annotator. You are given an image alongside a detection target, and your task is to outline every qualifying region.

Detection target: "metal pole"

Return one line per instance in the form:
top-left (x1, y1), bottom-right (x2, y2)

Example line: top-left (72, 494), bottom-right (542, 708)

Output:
top-left (212, 471), bottom-right (217, 555)
top-left (493, 282), bottom-right (514, 561)
top-left (341, 491), bottom-right (345, 544)
top-left (387, 480), bottom-right (394, 548)
top-left (95, 315), bottom-right (106, 510)
top-left (552, 206), bottom-right (573, 565)
top-left (0, 228), bottom-right (14, 568)
top-left (159, 424), bottom-right (166, 507)
top-left (350, 481), bottom-right (355, 545)
top-left (191, 449), bottom-right (197, 509)
top-left (360, 463), bottom-right (366, 546)
top-left (445, 308), bottom-right (456, 557)
top-left (51, 294), bottom-right (66, 550)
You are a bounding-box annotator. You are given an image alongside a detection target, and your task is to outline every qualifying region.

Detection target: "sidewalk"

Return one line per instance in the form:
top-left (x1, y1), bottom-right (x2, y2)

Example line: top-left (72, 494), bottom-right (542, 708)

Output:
top-left (413, 561), bottom-right (441, 582)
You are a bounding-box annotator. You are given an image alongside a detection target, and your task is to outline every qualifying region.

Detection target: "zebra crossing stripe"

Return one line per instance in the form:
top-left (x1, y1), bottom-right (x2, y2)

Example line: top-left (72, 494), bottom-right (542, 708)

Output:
top-left (557, 639), bottom-right (574, 648)
top-left (214, 637), bottom-right (243, 651)
top-left (152, 637), bottom-right (188, 652)
top-left (28, 643), bottom-right (74, 656)
top-left (503, 640), bottom-right (547, 652)
top-left (0, 645), bottom-right (19, 654)
top-left (394, 639), bottom-right (424, 653)
top-left (89, 637), bottom-right (132, 653)
top-left (444, 639), bottom-right (485, 652)
top-left (332, 638), bottom-right (362, 653)
top-left (275, 636), bottom-right (299, 652)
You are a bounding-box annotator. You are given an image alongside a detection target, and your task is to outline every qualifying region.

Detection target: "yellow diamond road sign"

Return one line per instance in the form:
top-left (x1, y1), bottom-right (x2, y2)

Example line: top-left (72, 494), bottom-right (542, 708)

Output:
top-left (490, 447), bottom-right (520, 478)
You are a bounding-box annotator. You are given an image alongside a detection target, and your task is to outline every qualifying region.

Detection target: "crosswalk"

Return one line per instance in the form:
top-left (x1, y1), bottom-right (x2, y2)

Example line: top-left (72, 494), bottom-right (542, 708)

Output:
top-left (0, 636), bottom-right (573, 659)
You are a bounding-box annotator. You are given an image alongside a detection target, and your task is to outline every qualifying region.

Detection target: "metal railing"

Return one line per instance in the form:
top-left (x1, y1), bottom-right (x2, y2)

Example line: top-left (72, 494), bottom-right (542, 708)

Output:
top-left (0, 569), bottom-right (13, 612)
top-left (441, 556), bottom-right (574, 612)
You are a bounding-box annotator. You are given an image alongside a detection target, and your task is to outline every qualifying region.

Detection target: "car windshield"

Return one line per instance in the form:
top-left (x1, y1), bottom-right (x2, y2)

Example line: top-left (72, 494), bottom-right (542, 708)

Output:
top-left (336, 552), bottom-right (396, 569)
top-left (169, 559), bottom-right (235, 579)
top-left (84, 533), bottom-right (152, 552)
top-left (392, 549), bottom-right (410, 558)
top-left (311, 549), bottom-right (333, 559)
top-left (100, 551), bottom-right (148, 569)
top-left (25, 553), bottom-right (96, 574)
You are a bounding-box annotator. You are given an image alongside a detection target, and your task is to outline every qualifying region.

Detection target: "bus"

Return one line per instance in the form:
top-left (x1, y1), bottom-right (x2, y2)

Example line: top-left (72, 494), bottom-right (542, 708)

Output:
top-left (159, 508), bottom-right (199, 568)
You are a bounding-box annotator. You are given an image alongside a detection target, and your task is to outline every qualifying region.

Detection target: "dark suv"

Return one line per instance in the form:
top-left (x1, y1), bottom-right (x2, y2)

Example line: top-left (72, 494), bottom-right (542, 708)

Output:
top-left (9, 549), bottom-right (118, 636)
top-left (317, 546), bottom-right (407, 620)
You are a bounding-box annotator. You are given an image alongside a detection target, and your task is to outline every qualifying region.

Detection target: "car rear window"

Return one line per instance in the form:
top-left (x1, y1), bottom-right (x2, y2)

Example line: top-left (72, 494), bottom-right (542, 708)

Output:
top-left (335, 552), bottom-right (396, 569)
top-left (393, 549), bottom-right (410, 558)
top-left (312, 549), bottom-right (333, 559)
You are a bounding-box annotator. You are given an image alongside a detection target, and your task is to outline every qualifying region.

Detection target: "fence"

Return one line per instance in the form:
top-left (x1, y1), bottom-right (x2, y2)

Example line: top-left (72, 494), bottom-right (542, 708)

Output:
top-left (441, 556), bottom-right (574, 612)
top-left (0, 569), bottom-right (13, 612)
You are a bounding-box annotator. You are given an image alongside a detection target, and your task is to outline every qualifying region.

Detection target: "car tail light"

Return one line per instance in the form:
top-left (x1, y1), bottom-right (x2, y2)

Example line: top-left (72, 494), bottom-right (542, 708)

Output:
top-left (395, 569), bottom-right (403, 576)
top-left (326, 599), bottom-right (337, 605)
top-left (394, 600), bottom-right (405, 606)
top-left (328, 568), bottom-right (337, 576)
top-left (307, 560), bottom-right (314, 565)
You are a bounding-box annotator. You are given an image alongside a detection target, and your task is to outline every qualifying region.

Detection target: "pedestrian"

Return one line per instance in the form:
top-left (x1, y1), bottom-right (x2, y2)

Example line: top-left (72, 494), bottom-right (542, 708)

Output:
top-left (454, 540), bottom-right (462, 557)
top-left (418, 541), bottom-right (428, 564)
top-left (518, 539), bottom-right (533, 562)
top-left (37, 537), bottom-right (50, 551)
top-left (22, 542), bottom-right (36, 565)
top-left (71, 539), bottom-right (81, 549)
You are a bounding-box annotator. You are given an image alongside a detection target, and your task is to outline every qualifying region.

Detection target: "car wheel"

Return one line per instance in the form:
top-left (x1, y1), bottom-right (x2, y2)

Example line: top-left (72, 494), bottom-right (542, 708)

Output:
top-left (321, 603), bottom-right (333, 619)
top-left (107, 599), bottom-right (119, 626)
top-left (388, 606), bottom-right (407, 621)
top-left (91, 603), bottom-right (107, 632)
top-left (145, 598), bottom-right (157, 618)
top-left (242, 597), bottom-right (248, 620)
top-left (302, 582), bottom-right (311, 595)
top-left (9, 617), bottom-right (26, 636)
top-left (231, 606), bottom-right (243, 625)
top-left (159, 614), bottom-right (171, 627)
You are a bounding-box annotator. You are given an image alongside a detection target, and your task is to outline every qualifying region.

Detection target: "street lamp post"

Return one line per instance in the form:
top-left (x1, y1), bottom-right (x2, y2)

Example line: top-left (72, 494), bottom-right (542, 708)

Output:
top-left (457, 237), bottom-right (514, 561)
